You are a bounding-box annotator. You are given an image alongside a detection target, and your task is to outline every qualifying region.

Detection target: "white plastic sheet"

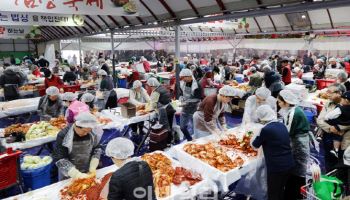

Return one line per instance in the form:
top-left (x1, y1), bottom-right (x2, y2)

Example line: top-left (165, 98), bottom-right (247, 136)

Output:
top-left (0, 97), bottom-right (40, 118)
top-left (101, 108), bottom-right (157, 126)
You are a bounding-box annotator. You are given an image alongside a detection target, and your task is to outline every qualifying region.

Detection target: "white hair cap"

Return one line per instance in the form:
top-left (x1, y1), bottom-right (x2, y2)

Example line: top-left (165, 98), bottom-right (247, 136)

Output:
top-left (317, 59), bottom-right (324, 63)
top-left (140, 56), bottom-right (147, 62)
top-left (97, 69), bottom-right (107, 76)
top-left (147, 77), bottom-right (160, 87)
top-left (132, 80), bottom-right (143, 89)
top-left (98, 58), bottom-right (105, 63)
top-left (256, 105), bottom-right (277, 122)
top-left (329, 57), bottom-right (337, 62)
top-left (219, 85), bottom-right (242, 97)
top-left (255, 87), bottom-right (271, 100)
top-left (106, 137), bottom-right (134, 159)
top-left (81, 93), bottom-right (95, 103)
top-left (183, 57), bottom-right (189, 62)
top-left (250, 67), bottom-right (257, 72)
top-left (263, 65), bottom-right (272, 72)
top-left (46, 86), bottom-right (59, 96)
top-left (279, 89), bottom-right (299, 105)
top-left (293, 67), bottom-right (301, 73)
top-left (75, 112), bottom-right (98, 129)
top-left (39, 55), bottom-right (44, 59)
top-left (62, 92), bottom-right (77, 102)
top-left (179, 68), bottom-right (193, 77)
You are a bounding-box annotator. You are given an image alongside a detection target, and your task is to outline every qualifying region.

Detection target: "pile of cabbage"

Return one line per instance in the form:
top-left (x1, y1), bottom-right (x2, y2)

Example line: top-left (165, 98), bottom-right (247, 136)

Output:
top-left (26, 121), bottom-right (60, 140)
top-left (21, 155), bottom-right (52, 170)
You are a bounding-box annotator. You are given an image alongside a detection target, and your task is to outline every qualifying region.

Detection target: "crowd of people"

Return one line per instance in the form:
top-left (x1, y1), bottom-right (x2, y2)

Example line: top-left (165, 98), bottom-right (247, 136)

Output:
top-left (1, 51), bottom-right (350, 199)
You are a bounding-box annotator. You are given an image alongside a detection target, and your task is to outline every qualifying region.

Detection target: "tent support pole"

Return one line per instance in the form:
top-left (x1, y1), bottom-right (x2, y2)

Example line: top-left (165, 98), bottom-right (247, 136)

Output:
top-left (78, 38), bottom-right (82, 67)
top-left (111, 29), bottom-right (116, 87)
top-left (175, 25), bottom-right (181, 99)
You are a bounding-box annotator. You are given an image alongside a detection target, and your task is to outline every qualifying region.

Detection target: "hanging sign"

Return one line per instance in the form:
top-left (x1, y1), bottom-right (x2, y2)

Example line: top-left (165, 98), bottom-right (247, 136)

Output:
top-left (0, 12), bottom-right (84, 26)
top-left (0, 0), bottom-right (140, 16)
top-left (0, 26), bottom-right (41, 39)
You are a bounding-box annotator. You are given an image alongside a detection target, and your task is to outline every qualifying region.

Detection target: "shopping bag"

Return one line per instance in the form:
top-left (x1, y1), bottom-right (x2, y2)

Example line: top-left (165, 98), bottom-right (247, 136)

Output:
top-left (313, 175), bottom-right (343, 200)
top-left (235, 157), bottom-right (267, 200)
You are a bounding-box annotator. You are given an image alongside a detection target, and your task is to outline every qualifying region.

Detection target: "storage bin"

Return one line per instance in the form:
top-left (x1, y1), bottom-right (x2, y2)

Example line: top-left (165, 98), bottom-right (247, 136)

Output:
top-left (316, 79), bottom-right (336, 90)
top-left (120, 102), bottom-right (136, 118)
top-left (20, 163), bottom-right (52, 190)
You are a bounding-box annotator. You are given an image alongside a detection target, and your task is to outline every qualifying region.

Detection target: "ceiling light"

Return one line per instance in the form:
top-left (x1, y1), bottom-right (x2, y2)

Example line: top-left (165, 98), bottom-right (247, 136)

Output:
top-left (301, 15), bottom-right (306, 19)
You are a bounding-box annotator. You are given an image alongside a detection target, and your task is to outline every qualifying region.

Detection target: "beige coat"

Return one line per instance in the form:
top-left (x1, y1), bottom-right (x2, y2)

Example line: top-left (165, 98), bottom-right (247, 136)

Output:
top-left (316, 102), bottom-right (350, 150)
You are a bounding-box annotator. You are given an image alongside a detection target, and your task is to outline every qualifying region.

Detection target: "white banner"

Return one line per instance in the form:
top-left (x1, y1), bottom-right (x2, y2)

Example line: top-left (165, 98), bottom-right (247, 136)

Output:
top-left (0, 12), bottom-right (84, 26)
top-left (0, 0), bottom-right (140, 16)
top-left (0, 26), bottom-right (41, 39)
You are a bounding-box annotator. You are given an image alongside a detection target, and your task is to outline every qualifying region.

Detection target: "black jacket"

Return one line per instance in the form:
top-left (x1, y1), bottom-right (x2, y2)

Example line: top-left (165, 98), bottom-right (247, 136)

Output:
top-left (101, 64), bottom-right (110, 75)
top-left (37, 58), bottom-right (50, 68)
top-left (108, 161), bottom-right (156, 200)
top-left (0, 69), bottom-right (23, 87)
top-left (63, 71), bottom-right (77, 83)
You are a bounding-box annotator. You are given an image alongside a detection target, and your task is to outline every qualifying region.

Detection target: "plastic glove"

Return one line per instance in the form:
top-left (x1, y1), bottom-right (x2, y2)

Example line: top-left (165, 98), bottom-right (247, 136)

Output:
top-left (68, 167), bottom-right (89, 179)
top-left (89, 158), bottom-right (99, 174)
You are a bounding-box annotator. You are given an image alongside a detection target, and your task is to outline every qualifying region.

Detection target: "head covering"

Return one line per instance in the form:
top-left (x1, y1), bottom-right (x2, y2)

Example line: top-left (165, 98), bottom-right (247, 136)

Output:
top-left (293, 67), bottom-right (301, 73)
top-left (341, 91), bottom-right (350, 101)
top-left (256, 105), bottom-right (277, 122)
top-left (98, 58), bottom-right (105, 63)
top-left (255, 87), bottom-right (271, 100)
top-left (250, 67), bottom-right (257, 73)
top-left (183, 57), bottom-right (189, 62)
top-left (147, 77), bottom-right (160, 87)
top-left (62, 92), bottom-right (77, 102)
top-left (132, 80), bottom-right (143, 89)
top-left (81, 93), bottom-right (95, 103)
top-left (279, 89), bottom-right (299, 105)
top-left (63, 67), bottom-right (70, 72)
top-left (263, 65), bottom-right (272, 72)
top-left (337, 71), bottom-right (348, 81)
top-left (75, 112), bottom-right (98, 129)
top-left (219, 85), bottom-right (242, 97)
top-left (97, 69), bottom-right (107, 76)
top-left (140, 56), bottom-right (147, 62)
top-left (317, 59), bottom-right (324, 63)
top-left (329, 57), bottom-right (337, 62)
top-left (179, 68), bottom-right (193, 77)
top-left (39, 55), bottom-right (44, 59)
top-left (106, 137), bottom-right (134, 159)
top-left (46, 86), bottom-right (59, 96)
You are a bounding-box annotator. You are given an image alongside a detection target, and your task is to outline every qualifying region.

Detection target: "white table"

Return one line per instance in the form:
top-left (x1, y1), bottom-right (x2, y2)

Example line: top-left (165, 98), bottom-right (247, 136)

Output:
top-left (0, 97), bottom-right (40, 118)
top-left (4, 165), bottom-right (119, 200)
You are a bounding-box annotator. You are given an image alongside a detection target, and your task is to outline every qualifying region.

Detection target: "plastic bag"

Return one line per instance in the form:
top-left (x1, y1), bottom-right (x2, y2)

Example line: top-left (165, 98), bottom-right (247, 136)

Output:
top-left (235, 157), bottom-right (267, 200)
top-left (313, 175), bottom-right (343, 200)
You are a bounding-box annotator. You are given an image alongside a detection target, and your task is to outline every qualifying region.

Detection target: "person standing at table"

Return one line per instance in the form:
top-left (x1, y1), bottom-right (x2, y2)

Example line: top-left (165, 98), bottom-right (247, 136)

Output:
top-left (277, 89), bottom-right (310, 200)
top-left (38, 86), bottom-right (64, 121)
top-left (251, 105), bottom-right (294, 200)
top-left (129, 80), bottom-right (150, 135)
top-left (147, 78), bottom-right (176, 144)
top-left (104, 137), bottom-right (156, 200)
top-left (193, 85), bottom-right (242, 138)
top-left (63, 66), bottom-right (77, 84)
top-left (53, 112), bottom-right (101, 180)
top-left (37, 55), bottom-right (50, 72)
top-left (281, 58), bottom-right (292, 85)
top-left (44, 69), bottom-right (64, 90)
top-left (98, 69), bottom-right (114, 91)
top-left (0, 66), bottom-right (24, 100)
top-left (178, 68), bottom-right (201, 141)
top-left (242, 87), bottom-right (276, 125)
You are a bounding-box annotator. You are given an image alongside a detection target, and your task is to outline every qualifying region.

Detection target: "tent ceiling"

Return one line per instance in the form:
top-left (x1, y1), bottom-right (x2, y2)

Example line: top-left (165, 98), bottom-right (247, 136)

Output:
top-left (36, 0), bottom-right (350, 42)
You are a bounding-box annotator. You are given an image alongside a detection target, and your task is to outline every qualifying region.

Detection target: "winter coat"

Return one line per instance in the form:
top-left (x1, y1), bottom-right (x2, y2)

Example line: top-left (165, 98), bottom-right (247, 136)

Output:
top-left (38, 95), bottom-right (64, 119)
top-left (44, 75), bottom-right (64, 89)
top-left (63, 71), bottom-right (77, 83)
top-left (108, 160), bottom-right (156, 200)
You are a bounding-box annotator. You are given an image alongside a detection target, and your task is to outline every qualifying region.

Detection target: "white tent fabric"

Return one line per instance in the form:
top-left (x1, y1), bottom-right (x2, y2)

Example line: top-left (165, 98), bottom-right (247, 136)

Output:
top-left (62, 37), bottom-right (350, 53)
